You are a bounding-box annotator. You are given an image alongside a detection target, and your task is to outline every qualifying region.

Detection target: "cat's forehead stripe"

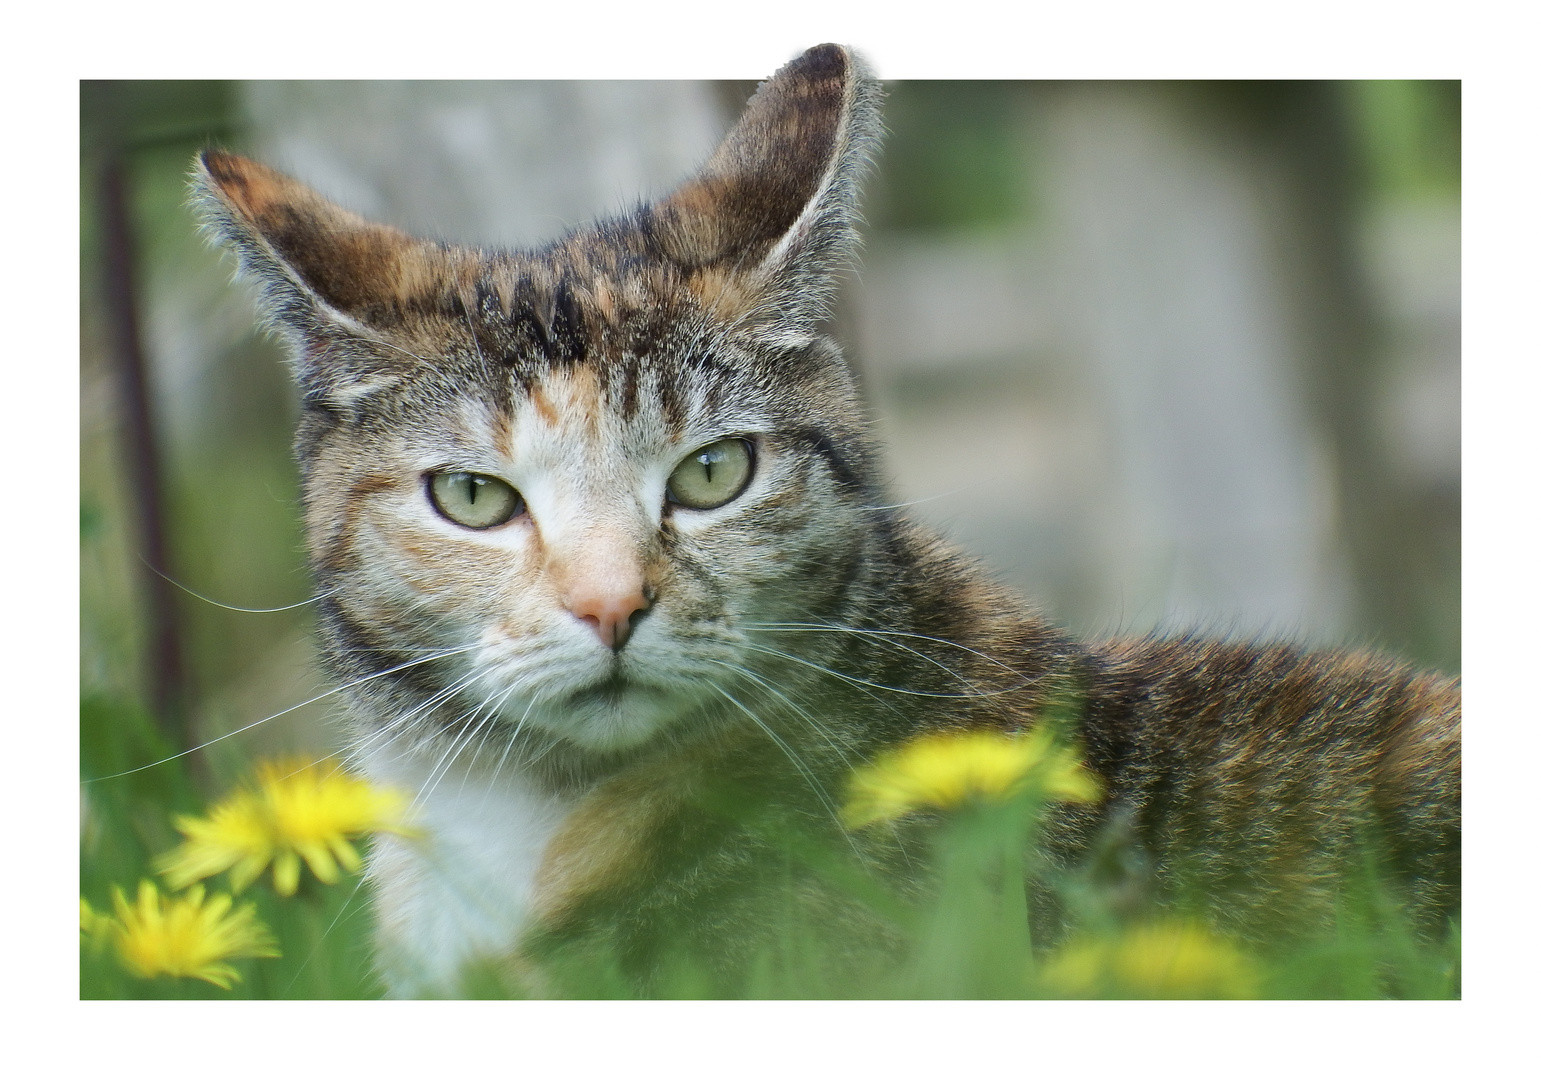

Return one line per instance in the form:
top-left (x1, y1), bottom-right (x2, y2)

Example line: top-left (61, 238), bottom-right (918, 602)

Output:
top-left (508, 361), bottom-right (694, 449)
top-left (526, 381), bottom-right (560, 428)
top-left (540, 365), bottom-right (603, 437)
top-left (349, 473), bottom-right (401, 500)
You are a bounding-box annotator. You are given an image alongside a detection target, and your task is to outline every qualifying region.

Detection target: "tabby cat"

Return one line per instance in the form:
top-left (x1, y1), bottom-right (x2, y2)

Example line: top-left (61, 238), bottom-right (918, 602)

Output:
top-left (194, 46), bottom-right (1459, 997)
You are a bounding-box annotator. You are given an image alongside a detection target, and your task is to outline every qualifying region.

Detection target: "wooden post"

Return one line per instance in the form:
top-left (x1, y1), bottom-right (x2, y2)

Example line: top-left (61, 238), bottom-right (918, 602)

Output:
top-left (97, 146), bottom-right (191, 762)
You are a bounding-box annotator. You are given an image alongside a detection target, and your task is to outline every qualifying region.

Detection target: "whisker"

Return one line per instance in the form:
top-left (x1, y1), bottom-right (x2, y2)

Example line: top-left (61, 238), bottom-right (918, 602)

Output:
top-left (520, 727), bottom-right (566, 770)
top-left (708, 682), bottom-right (855, 852)
top-left (282, 873), bottom-right (373, 996)
top-left (759, 625), bottom-right (985, 693)
top-left (480, 694), bottom-right (538, 810)
top-left (349, 670), bottom-right (485, 773)
top-left (450, 683), bottom-right (524, 798)
top-left (703, 658), bottom-right (865, 776)
top-left (410, 681), bottom-right (513, 812)
top-left (332, 643), bottom-right (475, 655)
top-left (856, 483), bottom-right (987, 512)
top-left (139, 554), bottom-right (334, 613)
top-left (746, 621), bottom-right (1026, 680)
top-left (412, 718), bottom-right (487, 811)
top-left (462, 303), bottom-right (494, 383)
top-left (264, 753), bottom-right (349, 783)
top-left (80, 644), bottom-right (480, 783)
top-left (739, 641), bottom-right (1026, 700)
top-left (362, 334), bottom-right (433, 366)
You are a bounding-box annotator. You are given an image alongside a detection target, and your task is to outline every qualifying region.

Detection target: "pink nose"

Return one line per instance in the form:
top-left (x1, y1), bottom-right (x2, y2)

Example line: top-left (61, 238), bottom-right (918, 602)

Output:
top-left (566, 587), bottom-right (650, 651)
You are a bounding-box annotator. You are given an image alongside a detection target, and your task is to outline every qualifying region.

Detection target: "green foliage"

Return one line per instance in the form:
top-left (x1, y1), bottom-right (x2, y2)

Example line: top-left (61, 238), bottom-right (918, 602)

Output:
top-left (1349, 81), bottom-right (1461, 200)
top-left (481, 767), bottom-right (1458, 1001)
top-left (80, 696), bottom-right (199, 876)
top-left (80, 696), bottom-right (380, 1000)
top-left (81, 696), bottom-right (1458, 1000)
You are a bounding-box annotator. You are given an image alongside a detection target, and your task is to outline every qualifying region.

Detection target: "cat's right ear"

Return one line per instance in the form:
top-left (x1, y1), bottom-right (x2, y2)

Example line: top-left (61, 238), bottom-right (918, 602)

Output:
top-left (192, 150), bottom-right (450, 401)
top-left (642, 44), bottom-right (882, 340)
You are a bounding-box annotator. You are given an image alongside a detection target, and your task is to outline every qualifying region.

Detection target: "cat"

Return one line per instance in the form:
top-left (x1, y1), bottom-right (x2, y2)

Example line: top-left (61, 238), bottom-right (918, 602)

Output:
top-left (193, 45), bottom-right (1459, 998)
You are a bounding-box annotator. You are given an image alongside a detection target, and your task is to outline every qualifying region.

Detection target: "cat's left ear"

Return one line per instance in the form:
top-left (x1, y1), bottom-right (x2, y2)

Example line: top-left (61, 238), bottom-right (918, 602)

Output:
top-left (643, 44), bottom-right (882, 335)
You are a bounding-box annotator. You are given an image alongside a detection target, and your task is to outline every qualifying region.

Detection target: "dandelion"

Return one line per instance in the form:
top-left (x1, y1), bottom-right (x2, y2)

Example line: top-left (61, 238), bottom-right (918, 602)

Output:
top-left (99, 880), bottom-right (279, 989)
top-left (1038, 921), bottom-right (1261, 999)
top-left (158, 757), bottom-right (416, 896)
top-left (842, 726), bottom-right (1101, 828)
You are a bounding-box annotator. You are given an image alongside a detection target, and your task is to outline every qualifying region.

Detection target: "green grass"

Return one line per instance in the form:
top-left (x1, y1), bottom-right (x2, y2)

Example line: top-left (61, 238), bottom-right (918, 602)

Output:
top-left (79, 694), bottom-right (1458, 1001)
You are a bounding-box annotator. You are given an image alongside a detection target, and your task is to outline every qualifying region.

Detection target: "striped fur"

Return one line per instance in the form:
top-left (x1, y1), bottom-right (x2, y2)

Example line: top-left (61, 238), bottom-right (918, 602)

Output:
top-left (195, 45), bottom-right (1459, 997)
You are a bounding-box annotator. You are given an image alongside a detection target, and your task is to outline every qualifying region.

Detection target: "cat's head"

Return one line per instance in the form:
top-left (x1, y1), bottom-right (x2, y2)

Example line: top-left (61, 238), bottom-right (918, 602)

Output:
top-left (194, 46), bottom-right (887, 757)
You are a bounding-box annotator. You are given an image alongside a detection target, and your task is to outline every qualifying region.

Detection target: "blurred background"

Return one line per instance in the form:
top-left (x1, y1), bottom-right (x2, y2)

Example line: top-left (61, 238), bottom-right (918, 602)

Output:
top-left (80, 79), bottom-right (1459, 786)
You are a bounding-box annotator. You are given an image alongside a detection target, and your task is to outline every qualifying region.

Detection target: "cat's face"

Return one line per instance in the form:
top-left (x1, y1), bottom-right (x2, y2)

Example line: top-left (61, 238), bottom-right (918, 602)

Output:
top-left (302, 294), bottom-right (870, 753)
top-left (196, 46), bottom-right (884, 759)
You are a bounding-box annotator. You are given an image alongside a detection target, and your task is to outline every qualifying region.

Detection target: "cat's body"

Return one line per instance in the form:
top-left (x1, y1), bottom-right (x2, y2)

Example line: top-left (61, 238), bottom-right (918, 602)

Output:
top-left (196, 46), bottom-right (1459, 997)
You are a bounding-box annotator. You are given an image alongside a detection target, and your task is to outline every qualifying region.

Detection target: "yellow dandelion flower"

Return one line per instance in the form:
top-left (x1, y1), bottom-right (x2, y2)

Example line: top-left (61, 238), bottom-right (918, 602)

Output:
top-left (158, 757), bottom-right (417, 896)
top-left (106, 880), bottom-right (279, 989)
top-left (1039, 921), bottom-right (1261, 999)
top-left (842, 727), bottom-right (1101, 828)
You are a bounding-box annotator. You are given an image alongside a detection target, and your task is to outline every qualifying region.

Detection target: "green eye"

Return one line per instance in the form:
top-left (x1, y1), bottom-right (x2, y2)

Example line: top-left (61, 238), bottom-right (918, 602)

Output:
top-left (428, 472), bottom-right (524, 529)
top-left (667, 438), bottom-right (755, 510)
